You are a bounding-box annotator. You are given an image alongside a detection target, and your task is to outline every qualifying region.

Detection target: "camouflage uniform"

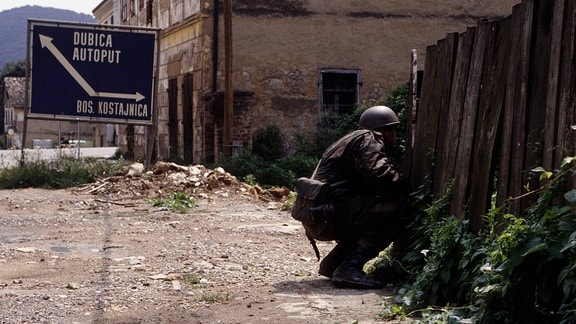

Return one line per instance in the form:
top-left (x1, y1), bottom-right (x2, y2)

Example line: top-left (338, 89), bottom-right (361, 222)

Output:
top-left (311, 129), bottom-right (412, 287)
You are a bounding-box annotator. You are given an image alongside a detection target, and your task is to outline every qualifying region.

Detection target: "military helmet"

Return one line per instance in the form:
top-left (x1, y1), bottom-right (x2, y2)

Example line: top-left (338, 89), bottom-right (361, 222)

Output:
top-left (359, 106), bottom-right (400, 130)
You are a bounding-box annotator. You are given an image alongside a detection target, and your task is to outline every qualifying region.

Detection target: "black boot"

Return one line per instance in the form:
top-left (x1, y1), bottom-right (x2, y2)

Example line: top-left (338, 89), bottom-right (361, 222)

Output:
top-left (318, 242), bottom-right (353, 278)
top-left (331, 244), bottom-right (383, 289)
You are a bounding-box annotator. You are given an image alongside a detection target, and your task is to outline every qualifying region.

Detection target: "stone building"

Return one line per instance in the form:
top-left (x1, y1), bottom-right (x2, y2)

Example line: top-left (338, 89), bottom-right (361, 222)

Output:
top-left (93, 0), bottom-right (520, 164)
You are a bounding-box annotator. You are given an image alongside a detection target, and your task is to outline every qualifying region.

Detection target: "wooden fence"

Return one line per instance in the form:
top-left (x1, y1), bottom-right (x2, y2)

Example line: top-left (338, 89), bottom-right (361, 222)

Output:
top-left (405, 0), bottom-right (576, 232)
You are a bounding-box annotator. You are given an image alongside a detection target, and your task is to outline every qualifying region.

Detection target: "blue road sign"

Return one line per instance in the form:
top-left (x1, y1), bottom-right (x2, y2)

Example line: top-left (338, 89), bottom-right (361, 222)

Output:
top-left (28, 20), bottom-right (158, 124)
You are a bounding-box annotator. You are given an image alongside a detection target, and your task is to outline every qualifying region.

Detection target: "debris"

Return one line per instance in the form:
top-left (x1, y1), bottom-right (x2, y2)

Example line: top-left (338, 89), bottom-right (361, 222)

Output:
top-left (75, 162), bottom-right (292, 206)
top-left (66, 283), bottom-right (81, 290)
top-left (16, 247), bottom-right (37, 253)
top-left (119, 162), bottom-right (145, 177)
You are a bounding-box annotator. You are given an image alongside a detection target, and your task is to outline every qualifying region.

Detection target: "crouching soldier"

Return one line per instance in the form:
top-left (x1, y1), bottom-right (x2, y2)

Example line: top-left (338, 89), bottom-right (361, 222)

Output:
top-left (293, 106), bottom-right (413, 289)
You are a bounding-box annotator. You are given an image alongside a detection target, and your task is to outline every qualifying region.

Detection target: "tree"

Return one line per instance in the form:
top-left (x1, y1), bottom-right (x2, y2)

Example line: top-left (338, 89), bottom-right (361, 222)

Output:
top-left (1, 59), bottom-right (26, 77)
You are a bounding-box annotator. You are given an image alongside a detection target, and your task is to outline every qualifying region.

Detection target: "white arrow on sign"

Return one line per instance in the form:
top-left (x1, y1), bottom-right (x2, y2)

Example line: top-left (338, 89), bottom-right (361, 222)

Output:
top-left (39, 34), bottom-right (145, 102)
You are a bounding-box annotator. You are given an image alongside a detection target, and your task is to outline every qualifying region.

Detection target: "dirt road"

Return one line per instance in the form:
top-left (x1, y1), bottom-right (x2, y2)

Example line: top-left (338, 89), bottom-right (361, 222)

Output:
top-left (0, 176), bottom-right (399, 323)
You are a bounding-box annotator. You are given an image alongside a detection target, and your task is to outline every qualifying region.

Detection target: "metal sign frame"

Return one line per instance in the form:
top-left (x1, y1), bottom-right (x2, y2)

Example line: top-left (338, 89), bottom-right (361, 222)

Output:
top-left (26, 19), bottom-right (160, 125)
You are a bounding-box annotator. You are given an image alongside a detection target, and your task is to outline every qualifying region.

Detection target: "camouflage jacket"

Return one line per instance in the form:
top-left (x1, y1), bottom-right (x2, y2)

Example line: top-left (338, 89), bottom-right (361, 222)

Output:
top-left (312, 129), bottom-right (407, 199)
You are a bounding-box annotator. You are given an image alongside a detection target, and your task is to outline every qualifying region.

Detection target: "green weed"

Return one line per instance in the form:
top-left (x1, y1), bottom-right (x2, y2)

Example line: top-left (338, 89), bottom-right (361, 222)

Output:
top-left (152, 191), bottom-right (196, 213)
top-left (198, 291), bottom-right (231, 303)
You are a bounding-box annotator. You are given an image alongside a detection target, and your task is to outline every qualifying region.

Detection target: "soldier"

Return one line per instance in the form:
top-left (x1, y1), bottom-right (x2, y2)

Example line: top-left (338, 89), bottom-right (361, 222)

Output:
top-left (310, 105), bottom-right (412, 289)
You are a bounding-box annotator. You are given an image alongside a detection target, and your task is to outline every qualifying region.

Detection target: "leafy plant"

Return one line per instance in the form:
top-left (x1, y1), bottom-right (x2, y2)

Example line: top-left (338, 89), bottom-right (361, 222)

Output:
top-left (252, 125), bottom-right (284, 162)
top-left (385, 156), bottom-right (576, 323)
top-left (243, 174), bottom-right (256, 186)
top-left (217, 144), bottom-right (314, 188)
top-left (180, 273), bottom-right (201, 286)
top-left (152, 191), bottom-right (196, 213)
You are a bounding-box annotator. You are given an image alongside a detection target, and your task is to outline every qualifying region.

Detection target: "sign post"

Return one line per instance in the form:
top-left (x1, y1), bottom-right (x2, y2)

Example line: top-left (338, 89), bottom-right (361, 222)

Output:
top-left (25, 19), bottom-right (159, 165)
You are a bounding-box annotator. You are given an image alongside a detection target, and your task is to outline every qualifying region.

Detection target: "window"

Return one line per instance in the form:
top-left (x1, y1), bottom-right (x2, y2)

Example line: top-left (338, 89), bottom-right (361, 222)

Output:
top-left (146, 0), bottom-right (153, 24)
top-left (319, 69), bottom-right (360, 116)
top-left (121, 0), bottom-right (127, 21)
top-left (130, 0), bottom-right (135, 16)
top-left (182, 74), bottom-right (194, 163)
top-left (317, 69), bottom-right (361, 146)
top-left (5, 108), bottom-right (13, 126)
top-left (168, 78), bottom-right (179, 159)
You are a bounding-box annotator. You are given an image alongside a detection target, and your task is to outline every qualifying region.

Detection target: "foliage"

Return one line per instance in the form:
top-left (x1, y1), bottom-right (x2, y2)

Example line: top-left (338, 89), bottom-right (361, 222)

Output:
top-left (243, 174), bottom-right (256, 186)
top-left (385, 84), bottom-right (409, 170)
top-left (252, 125), bottom-right (284, 162)
top-left (383, 157), bottom-right (576, 323)
top-left (152, 191), bottom-right (196, 214)
top-left (276, 153), bottom-right (318, 179)
top-left (218, 84), bottom-right (409, 189)
top-left (198, 291), bottom-right (232, 303)
top-left (1, 59), bottom-right (26, 77)
top-left (218, 150), bottom-right (303, 188)
top-left (220, 127), bottom-right (318, 188)
top-left (0, 150), bottom-right (124, 189)
top-left (320, 84), bottom-right (408, 168)
top-left (180, 273), bottom-right (201, 285)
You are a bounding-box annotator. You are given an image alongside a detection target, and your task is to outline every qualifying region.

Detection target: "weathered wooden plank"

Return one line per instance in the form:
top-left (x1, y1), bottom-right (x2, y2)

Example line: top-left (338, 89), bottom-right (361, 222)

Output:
top-left (555, 0), bottom-right (576, 171)
top-left (433, 28), bottom-right (475, 197)
top-left (403, 49), bottom-right (418, 176)
top-left (411, 0), bottom-right (576, 229)
top-left (468, 18), bottom-right (511, 232)
top-left (410, 44), bottom-right (442, 188)
top-left (450, 21), bottom-right (490, 218)
top-left (519, 0), bottom-right (555, 213)
top-left (497, 0), bottom-right (534, 216)
top-left (432, 32), bottom-right (459, 195)
top-left (543, 0), bottom-right (566, 171)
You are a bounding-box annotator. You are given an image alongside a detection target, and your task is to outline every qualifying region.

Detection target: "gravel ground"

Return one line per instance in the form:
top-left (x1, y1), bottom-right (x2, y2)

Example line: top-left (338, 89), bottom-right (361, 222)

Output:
top-left (0, 175), bottom-right (404, 324)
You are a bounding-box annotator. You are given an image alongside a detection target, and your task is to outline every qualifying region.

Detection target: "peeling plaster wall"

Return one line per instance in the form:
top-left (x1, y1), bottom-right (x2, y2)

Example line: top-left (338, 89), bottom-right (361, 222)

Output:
top-left (97, 0), bottom-right (520, 162)
top-left (154, 1), bottom-right (208, 162)
top-left (227, 0), bottom-right (520, 151)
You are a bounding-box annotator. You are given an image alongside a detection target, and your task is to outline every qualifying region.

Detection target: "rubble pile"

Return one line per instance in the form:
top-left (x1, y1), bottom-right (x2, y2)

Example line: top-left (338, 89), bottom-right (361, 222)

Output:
top-left (76, 161), bottom-right (292, 205)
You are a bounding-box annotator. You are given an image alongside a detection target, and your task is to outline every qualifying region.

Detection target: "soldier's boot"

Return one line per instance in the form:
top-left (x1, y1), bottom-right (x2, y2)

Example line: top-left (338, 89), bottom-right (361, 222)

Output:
top-left (331, 244), bottom-right (383, 289)
top-left (318, 242), bottom-right (353, 278)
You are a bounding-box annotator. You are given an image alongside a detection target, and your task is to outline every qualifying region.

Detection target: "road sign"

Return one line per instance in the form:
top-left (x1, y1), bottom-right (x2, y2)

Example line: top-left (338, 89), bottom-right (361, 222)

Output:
top-left (28, 19), bottom-right (159, 125)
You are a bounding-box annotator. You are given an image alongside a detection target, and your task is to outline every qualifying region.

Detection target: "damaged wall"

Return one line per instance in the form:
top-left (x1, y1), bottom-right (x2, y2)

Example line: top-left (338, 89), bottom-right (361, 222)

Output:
top-left (227, 0), bottom-right (520, 151)
top-left (95, 0), bottom-right (520, 163)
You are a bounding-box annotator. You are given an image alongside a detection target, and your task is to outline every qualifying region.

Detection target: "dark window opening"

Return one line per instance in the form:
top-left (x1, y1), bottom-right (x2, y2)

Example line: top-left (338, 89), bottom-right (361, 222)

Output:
top-left (318, 69), bottom-right (361, 149)
top-left (146, 0), bottom-right (153, 24)
top-left (130, 0), bottom-right (136, 16)
top-left (168, 78), bottom-right (179, 160)
top-left (182, 74), bottom-right (194, 164)
top-left (121, 0), bottom-right (127, 21)
top-left (321, 71), bottom-right (359, 115)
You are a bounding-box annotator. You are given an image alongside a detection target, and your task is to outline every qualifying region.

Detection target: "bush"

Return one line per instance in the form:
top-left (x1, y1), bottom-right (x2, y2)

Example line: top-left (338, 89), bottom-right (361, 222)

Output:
top-left (252, 125), bottom-right (284, 162)
top-left (383, 159), bottom-right (576, 323)
top-left (277, 154), bottom-right (319, 179)
top-left (0, 151), bottom-right (125, 189)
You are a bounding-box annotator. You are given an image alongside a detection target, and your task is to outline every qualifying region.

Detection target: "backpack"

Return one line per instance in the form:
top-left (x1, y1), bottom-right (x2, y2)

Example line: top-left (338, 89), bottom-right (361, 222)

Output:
top-left (291, 130), bottom-right (369, 259)
top-left (291, 177), bottom-right (336, 260)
